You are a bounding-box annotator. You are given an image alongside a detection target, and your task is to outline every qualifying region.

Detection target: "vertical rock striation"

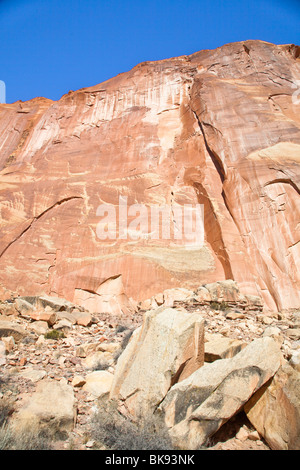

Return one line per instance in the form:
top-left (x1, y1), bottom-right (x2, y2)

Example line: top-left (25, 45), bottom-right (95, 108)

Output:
top-left (0, 40), bottom-right (299, 312)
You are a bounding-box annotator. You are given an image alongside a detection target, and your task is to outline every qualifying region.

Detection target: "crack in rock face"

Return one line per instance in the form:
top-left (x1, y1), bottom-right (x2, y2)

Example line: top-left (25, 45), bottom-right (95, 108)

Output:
top-left (0, 40), bottom-right (299, 313)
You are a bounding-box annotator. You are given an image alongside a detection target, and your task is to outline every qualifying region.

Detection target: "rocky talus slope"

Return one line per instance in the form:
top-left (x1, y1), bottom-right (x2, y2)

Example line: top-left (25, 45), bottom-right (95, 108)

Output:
top-left (0, 281), bottom-right (299, 450)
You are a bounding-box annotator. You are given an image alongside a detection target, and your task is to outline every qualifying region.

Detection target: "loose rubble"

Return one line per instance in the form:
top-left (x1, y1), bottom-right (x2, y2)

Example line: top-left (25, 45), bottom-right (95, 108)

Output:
top-left (0, 281), bottom-right (300, 450)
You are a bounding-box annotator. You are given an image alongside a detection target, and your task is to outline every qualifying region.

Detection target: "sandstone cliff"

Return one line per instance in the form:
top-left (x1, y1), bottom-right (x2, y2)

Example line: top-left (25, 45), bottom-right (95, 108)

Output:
top-left (0, 40), bottom-right (299, 312)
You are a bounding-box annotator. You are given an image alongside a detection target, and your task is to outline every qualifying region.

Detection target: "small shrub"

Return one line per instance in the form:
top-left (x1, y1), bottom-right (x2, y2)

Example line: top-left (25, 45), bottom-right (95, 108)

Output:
top-left (44, 329), bottom-right (65, 340)
top-left (0, 425), bottom-right (53, 450)
top-left (210, 301), bottom-right (228, 311)
top-left (120, 329), bottom-right (133, 350)
top-left (92, 360), bottom-right (111, 371)
top-left (90, 400), bottom-right (176, 450)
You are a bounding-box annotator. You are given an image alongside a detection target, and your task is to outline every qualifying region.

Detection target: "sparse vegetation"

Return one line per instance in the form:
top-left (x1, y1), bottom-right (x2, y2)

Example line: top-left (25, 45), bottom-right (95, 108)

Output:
top-left (115, 324), bottom-right (128, 334)
top-left (90, 399), bottom-right (176, 450)
top-left (0, 400), bottom-right (52, 450)
top-left (113, 329), bottom-right (134, 362)
top-left (210, 300), bottom-right (228, 311)
top-left (44, 329), bottom-right (65, 340)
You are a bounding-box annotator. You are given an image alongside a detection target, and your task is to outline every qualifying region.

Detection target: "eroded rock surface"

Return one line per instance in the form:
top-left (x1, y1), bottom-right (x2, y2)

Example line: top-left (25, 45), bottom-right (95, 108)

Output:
top-left (0, 40), bottom-right (299, 312)
top-left (110, 307), bottom-right (205, 417)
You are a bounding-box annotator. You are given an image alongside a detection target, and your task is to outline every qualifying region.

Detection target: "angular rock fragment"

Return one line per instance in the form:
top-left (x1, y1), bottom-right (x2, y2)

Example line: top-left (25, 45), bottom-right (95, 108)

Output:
top-left (12, 379), bottom-right (77, 439)
top-left (110, 307), bottom-right (205, 418)
top-left (245, 362), bottom-right (300, 450)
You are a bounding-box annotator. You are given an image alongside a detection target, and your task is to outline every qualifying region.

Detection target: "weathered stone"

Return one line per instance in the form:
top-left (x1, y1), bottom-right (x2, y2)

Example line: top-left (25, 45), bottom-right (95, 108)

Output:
top-left (19, 367), bottom-right (47, 382)
top-left (82, 351), bottom-right (114, 370)
top-left (1, 335), bottom-right (15, 352)
top-left (72, 311), bottom-right (93, 327)
top-left (205, 280), bottom-right (245, 304)
top-left (15, 298), bottom-right (36, 314)
top-left (285, 328), bottom-right (300, 341)
top-left (56, 311), bottom-right (77, 324)
top-left (225, 311), bottom-right (246, 320)
top-left (53, 318), bottom-right (73, 331)
top-left (204, 333), bottom-right (247, 362)
top-left (12, 379), bottom-right (77, 439)
top-left (72, 375), bottom-right (86, 387)
top-left (82, 370), bottom-right (114, 398)
top-left (245, 362), bottom-right (300, 450)
top-left (0, 302), bottom-right (19, 316)
top-left (37, 295), bottom-right (75, 312)
top-left (0, 320), bottom-right (27, 342)
top-left (193, 286), bottom-right (211, 303)
top-left (159, 337), bottom-right (283, 449)
top-left (110, 307), bottom-right (204, 418)
top-left (163, 288), bottom-right (194, 308)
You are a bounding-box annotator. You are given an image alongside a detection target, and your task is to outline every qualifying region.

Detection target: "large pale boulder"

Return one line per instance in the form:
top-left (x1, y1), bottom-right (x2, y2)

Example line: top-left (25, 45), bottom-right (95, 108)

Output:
top-left (83, 370), bottom-right (114, 398)
top-left (204, 332), bottom-right (247, 362)
top-left (110, 307), bottom-right (205, 418)
top-left (245, 362), bottom-right (300, 450)
top-left (159, 337), bottom-right (283, 449)
top-left (204, 280), bottom-right (244, 303)
top-left (12, 379), bottom-right (77, 439)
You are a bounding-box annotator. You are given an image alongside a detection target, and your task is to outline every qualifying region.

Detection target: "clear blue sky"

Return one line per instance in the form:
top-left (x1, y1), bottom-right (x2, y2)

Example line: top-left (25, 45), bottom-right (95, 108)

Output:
top-left (0, 0), bottom-right (299, 103)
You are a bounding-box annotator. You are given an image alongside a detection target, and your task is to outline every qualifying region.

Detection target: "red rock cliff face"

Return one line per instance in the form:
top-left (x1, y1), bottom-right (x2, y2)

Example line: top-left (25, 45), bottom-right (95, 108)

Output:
top-left (0, 40), bottom-right (299, 312)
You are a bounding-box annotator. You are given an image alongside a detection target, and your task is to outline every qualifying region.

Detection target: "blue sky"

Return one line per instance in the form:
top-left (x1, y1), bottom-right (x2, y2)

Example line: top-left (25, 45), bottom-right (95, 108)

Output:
top-left (0, 0), bottom-right (299, 103)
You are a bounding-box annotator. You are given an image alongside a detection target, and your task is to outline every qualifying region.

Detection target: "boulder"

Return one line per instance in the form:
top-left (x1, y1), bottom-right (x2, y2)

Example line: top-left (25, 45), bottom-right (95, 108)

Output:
top-left (83, 370), bottom-right (114, 398)
top-left (0, 320), bottom-right (27, 342)
top-left (110, 307), bottom-right (205, 418)
top-left (159, 337), bottom-right (283, 449)
top-left (204, 333), bottom-right (247, 362)
top-left (193, 286), bottom-right (211, 304)
top-left (15, 298), bottom-right (36, 314)
top-left (163, 288), bottom-right (194, 308)
top-left (12, 378), bottom-right (77, 439)
top-left (37, 295), bottom-right (75, 312)
top-left (0, 302), bottom-right (20, 316)
top-left (71, 310), bottom-right (93, 326)
top-left (1, 335), bottom-right (15, 352)
top-left (245, 362), bottom-right (300, 450)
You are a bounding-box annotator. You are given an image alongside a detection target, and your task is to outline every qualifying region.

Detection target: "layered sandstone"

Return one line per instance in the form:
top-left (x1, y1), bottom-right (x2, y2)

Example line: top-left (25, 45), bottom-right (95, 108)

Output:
top-left (0, 40), bottom-right (299, 312)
